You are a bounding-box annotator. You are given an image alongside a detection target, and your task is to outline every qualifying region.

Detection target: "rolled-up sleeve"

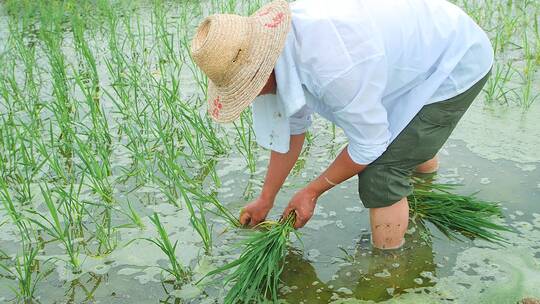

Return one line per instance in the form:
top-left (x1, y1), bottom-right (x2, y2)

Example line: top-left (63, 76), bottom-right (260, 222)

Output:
top-left (321, 54), bottom-right (390, 165)
top-left (289, 105), bottom-right (313, 135)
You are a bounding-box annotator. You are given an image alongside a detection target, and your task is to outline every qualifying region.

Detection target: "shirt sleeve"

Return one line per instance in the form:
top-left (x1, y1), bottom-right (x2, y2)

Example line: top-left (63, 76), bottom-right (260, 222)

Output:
top-left (289, 105), bottom-right (313, 135)
top-left (320, 54), bottom-right (391, 165)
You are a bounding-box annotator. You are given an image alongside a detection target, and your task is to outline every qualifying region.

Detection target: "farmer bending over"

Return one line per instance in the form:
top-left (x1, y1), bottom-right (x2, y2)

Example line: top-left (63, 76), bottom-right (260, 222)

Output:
top-left (190, 0), bottom-right (493, 249)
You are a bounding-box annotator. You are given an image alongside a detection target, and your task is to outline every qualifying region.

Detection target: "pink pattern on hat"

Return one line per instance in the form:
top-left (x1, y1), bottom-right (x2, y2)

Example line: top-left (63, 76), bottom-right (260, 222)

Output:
top-left (264, 12), bottom-right (285, 28)
top-left (212, 96), bottom-right (222, 118)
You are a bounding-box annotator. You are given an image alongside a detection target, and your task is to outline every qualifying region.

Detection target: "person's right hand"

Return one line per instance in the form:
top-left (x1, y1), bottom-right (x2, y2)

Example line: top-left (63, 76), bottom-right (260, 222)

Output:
top-left (239, 196), bottom-right (274, 227)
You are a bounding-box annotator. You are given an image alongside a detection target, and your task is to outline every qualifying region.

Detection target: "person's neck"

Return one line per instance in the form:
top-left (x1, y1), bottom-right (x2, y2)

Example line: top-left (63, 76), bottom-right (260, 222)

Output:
top-left (258, 70), bottom-right (277, 96)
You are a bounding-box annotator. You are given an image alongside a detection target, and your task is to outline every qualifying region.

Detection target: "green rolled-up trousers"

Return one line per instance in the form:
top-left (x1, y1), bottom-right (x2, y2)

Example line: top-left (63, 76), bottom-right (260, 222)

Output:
top-left (357, 70), bottom-right (491, 208)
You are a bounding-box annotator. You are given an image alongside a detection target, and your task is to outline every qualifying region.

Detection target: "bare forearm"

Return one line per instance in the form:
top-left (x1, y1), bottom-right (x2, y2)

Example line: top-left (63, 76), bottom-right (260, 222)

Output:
top-left (260, 134), bottom-right (305, 202)
top-left (307, 146), bottom-right (366, 196)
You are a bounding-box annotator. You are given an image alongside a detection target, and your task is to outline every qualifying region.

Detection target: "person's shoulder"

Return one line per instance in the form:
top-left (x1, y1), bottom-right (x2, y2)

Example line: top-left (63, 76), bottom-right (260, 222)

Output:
top-left (289, 0), bottom-right (381, 55)
top-left (288, 1), bottom-right (385, 90)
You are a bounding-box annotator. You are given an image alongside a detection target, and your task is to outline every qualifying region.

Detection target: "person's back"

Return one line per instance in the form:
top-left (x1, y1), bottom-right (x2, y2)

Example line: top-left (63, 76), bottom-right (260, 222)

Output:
top-left (290, 0), bottom-right (493, 138)
top-left (368, 0), bottom-right (492, 96)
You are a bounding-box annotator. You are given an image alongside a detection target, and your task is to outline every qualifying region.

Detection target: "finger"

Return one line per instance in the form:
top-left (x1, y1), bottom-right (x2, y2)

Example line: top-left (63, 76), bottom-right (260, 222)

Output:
top-left (294, 211), bottom-right (305, 229)
top-left (249, 217), bottom-right (260, 227)
top-left (239, 212), bottom-right (251, 227)
top-left (282, 207), bottom-right (293, 221)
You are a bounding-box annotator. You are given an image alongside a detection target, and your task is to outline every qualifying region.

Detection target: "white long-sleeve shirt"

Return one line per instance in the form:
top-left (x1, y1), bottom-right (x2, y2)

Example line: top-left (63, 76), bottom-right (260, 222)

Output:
top-left (251, 0), bottom-right (493, 165)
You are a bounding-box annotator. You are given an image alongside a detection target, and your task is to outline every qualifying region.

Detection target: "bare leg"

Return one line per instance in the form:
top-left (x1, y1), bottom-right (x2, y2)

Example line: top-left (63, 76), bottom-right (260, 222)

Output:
top-left (369, 197), bottom-right (409, 249)
top-left (415, 155), bottom-right (439, 174)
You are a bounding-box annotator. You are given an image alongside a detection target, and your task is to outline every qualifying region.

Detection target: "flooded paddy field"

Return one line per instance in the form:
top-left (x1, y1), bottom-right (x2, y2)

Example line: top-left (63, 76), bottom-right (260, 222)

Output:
top-left (0, 0), bottom-right (539, 303)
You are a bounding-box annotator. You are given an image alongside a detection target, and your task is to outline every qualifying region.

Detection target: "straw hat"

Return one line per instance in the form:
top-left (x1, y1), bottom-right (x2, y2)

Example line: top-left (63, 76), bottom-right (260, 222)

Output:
top-left (191, 1), bottom-right (291, 123)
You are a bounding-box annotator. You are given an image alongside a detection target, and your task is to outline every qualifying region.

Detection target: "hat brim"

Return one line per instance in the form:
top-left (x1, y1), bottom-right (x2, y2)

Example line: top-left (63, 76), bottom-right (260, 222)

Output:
top-left (206, 0), bottom-right (291, 123)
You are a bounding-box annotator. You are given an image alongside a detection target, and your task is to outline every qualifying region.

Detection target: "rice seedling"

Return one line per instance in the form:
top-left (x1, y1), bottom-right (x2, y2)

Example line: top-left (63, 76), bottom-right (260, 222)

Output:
top-left (513, 74), bottom-right (539, 109)
top-left (72, 13), bottom-right (99, 92)
top-left (117, 201), bottom-right (146, 230)
top-left (200, 191), bottom-right (240, 228)
top-left (6, 20), bottom-right (42, 128)
top-left (152, 1), bottom-right (182, 70)
top-left (155, 155), bottom-right (214, 254)
top-left (511, 63), bottom-right (539, 109)
top-left (73, 68), bottom-right (112, 155)
top-left (459, 0), bottom-right (483, 25)
top-left (152, 113), bottom-right (238, 227)
top-left (184, 104), bottom-right (230, 160)
top-left (292, 134), bottom-right (313, 176)
top-left (0, 116), bottom-right (18, 179)
top-left (0, 178), bottom-right (34, 242)
top-left (176, 120), bottom-right (208, 168)
top-left (0, 242), bottom-right (51, 303)
top-left (0, 185), bottom-right (40, 302)
top-left (495, 4), bottom-right (520, 53)
top-left (233, 111), bottom-right (257, 174)
top-left (51, 174), bottom-right (86, 239)
top-left (336, 246), bottom-right (355, 263)
top-left (0, 248), bottom-right (8, 260)
top-left (8, 117), bottom-right (48, 190)
top-left (28, 184), bottom-right (82, 273)
top-left (97, 0), bottom-right (123, 77)
top-left (180, 186), bottom-right (213, 255)
top-left (158, 74), bottom-right (230, 159)
top-left (113, 122), bottom-right (154, 185)
top-left (483, 61), bottom-right (515, 104)
top-left (84, 207), bottom-right (118, 255)
top-left (73, 135), bottom-right (114, 204)
top-left (105, 72), bottom-right (155, 184)
top-left (27, 121), bottom-right (71, 183)
top-left (193, 159), bottom-right (220, 188)
top-left (200, 214), bottom-right (297, 304)
top-left (0, 58), bottom-right (26, 115)
top-left (180, 35), bottom-right (208, 97)
top-left (534, 11), bottom-right (540, 64)
top-left (511, 31), bottom-right (540, 109)
top-left (0, 182), bottom-right (52, 302)
top-left (145, 212), bottom-right (190, 285)
top-left (39, 8), bottom-right (78, 165)
top-left (408, 179), bottom-right (511, 244)
top-left (9, 141), bottom-right (37, 206)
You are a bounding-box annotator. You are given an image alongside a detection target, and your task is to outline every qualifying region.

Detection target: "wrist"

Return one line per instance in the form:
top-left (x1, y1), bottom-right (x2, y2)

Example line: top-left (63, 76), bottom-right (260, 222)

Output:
top-left (305, 182), bottom-right (324, 199)
top-left (259, 191), bottom-right (276, 206)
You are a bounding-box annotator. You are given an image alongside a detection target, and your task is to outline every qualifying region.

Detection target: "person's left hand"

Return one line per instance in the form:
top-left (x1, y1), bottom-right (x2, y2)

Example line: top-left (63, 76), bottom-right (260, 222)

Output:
top-left (282, 187), bottom-right (320, 229)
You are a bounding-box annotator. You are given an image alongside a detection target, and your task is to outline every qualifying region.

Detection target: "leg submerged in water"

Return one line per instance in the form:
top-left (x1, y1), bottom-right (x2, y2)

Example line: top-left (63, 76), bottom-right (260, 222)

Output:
top-left (369, 197), bottom-right (409, 250)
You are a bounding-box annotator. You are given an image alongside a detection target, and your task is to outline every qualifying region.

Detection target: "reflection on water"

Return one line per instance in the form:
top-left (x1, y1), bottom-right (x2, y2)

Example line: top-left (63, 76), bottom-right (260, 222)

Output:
top-left (65, 273), bottom-right (104, 303)
top-left (281, 226), bottom-right (436, 303)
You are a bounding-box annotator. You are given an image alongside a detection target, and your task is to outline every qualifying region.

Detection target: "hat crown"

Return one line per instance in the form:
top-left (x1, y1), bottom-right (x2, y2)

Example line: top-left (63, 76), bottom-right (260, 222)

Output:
top-left (191, 15), bottom-right (251, 87)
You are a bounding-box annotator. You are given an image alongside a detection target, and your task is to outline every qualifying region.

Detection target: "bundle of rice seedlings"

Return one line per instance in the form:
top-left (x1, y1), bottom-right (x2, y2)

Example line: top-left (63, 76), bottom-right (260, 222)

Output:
top-left (201, 214), bottom-right (297, 304)
top-left (408, 179), bottom-right (511, 243)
